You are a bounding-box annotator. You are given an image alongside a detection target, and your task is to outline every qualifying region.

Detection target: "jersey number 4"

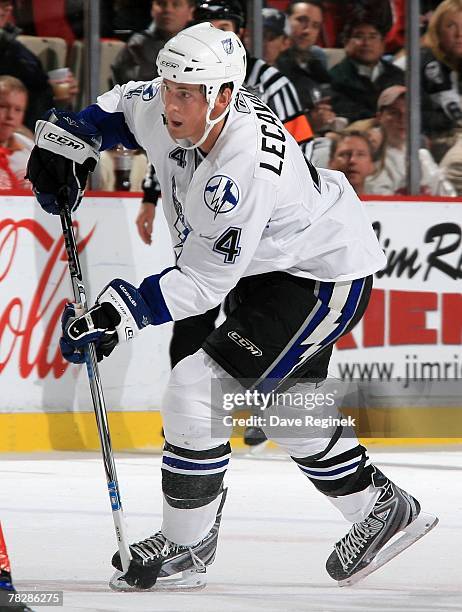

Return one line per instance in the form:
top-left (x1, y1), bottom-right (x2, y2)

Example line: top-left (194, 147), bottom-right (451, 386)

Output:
top-left (213, 227), bottom-right (242, 263)
top-left (169, 147), bottom-right (187, 168)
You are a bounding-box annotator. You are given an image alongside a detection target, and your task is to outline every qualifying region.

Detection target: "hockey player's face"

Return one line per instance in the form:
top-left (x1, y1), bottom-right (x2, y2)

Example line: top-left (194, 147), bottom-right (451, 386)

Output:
top-left (162, 80), bottom-right (208, 142)
top-left (439, 10), bottom-right (462, 59)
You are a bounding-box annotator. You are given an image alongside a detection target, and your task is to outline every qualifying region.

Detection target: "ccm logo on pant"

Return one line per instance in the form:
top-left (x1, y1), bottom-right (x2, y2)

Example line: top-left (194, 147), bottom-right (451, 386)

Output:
top-left (228, 331), bottom-right (262, 356)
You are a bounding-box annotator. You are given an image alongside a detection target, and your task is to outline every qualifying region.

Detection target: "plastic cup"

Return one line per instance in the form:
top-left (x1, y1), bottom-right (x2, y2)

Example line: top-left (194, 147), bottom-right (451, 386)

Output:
top-left (48, 67), bottom-right (71, 101)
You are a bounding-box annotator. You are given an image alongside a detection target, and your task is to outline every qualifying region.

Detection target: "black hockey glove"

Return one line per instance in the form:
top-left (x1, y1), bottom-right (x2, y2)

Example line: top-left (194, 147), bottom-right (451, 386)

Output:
top-left (60, 279), bottom-right (153, 363)
top-left (26, 109), bottom-right (101, 215)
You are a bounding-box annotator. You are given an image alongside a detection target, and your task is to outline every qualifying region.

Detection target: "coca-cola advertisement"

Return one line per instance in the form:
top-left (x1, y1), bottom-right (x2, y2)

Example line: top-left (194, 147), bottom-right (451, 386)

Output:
top-left (0, 194), bottom-right (173, 414)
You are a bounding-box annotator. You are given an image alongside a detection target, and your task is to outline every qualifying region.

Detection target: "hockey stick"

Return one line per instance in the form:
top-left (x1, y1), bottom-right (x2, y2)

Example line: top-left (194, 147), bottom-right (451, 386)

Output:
top-left (58, 197), bottom-right (132, 574)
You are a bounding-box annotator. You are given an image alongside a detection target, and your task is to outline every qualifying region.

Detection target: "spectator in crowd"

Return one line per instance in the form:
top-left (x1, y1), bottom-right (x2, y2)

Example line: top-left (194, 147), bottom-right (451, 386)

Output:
top-left (421, 0), bottom-right (462, 161)
top-left (112, 0), bottom-right (196, 84)
top-left (341, 117), bottom-right (387, 171)
top-left (0, 75), bottom-right (33, 189)
top-left (424, 0), bottom-right (462, 193)
top-left (329, 131), bottom-right (376, 195)
top-left (0, 0), bottom-right (54, 130)
top-left (329, 14), bottom-right (404, 123)
top-left (284, 0), bottom-right (327, 66)
top-left (274, 3), bottom-right (340, 135)
top-left (363, 86), bottom-right (456, 196)
top-left (363, 121), bottom-right (387, 164)
top-left (277, 1), bottom-right (331, 98)
top-left (261, 7), bottom-right (291, 66)
top-left (319, 1), bottom-right (393, 48)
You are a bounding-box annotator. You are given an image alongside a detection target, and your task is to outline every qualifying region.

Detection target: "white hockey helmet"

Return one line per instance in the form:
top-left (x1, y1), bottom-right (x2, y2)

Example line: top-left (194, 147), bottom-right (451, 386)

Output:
top-left (156, 22), bottom-right (246, 149)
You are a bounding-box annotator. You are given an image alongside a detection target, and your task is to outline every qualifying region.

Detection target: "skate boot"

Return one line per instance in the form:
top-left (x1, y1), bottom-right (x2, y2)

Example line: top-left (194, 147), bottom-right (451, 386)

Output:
top-left (326, 469), bottom-right (438, 586)
top-left (109, 489), bottom-right (227, 591)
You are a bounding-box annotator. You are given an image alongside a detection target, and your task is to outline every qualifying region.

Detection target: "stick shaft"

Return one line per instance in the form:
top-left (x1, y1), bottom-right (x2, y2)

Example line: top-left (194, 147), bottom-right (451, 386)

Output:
top-left (59, 205), bottom-right (131, 572)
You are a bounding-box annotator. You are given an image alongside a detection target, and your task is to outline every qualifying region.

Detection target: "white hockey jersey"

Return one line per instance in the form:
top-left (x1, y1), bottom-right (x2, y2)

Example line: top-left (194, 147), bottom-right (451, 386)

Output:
top-left (94, 79), bottom-right (386, 321)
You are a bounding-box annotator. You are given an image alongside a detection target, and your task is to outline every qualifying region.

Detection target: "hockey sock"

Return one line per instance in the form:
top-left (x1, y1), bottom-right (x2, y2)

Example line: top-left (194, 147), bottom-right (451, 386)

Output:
top-left (292, 444), bottom-right (374, 496)
top-left (160, 441), bottom-right (231, 545)
top-left (162, 489), bottom-right (226, 546)
top-left (327, 483), bottom-right (381, 522)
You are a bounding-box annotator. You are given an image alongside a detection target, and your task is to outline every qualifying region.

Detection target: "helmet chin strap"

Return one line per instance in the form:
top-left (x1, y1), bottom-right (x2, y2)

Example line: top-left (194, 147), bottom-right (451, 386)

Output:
top-left (173, 101), bottom-right (230, 151)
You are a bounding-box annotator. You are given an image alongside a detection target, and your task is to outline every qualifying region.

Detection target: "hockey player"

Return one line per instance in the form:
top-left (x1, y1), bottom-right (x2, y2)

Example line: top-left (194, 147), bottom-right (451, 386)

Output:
top-left (26, 23), bottom-right (438, 591)
top-left (139, 0), bottom-right (315, 447)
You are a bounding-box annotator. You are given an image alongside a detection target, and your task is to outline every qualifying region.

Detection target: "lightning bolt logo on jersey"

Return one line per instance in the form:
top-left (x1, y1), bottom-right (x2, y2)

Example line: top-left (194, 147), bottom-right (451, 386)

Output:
top-left (142, 82), bottom-right (159, 101)
top-left (204, 175), bottom-right (240, 219)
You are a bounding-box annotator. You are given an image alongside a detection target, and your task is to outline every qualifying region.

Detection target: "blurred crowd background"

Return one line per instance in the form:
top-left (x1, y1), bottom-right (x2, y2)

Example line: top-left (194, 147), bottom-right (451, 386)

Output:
top-left (1, 0), bottom-right (462, 199)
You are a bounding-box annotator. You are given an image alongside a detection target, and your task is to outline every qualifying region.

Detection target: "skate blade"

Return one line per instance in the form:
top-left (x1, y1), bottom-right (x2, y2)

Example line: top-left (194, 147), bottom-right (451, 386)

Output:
top-left (338, 512), bottom-right (439, 587)
top-left (247, 440), bottom-right (270, 456)
top-left (109, 568), bottom-right (207, 592)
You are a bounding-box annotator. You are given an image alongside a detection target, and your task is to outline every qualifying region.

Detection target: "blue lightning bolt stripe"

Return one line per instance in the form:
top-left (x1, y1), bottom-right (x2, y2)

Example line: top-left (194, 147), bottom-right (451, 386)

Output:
top-left (318, 278), bottom-right (364, 347)
top-left (256, 278), bottom-right (365, 391)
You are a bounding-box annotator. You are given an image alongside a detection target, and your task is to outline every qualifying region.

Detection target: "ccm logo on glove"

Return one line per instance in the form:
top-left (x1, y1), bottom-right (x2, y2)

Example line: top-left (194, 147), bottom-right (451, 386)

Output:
top-left (43, 131), bottom-right (86, 151)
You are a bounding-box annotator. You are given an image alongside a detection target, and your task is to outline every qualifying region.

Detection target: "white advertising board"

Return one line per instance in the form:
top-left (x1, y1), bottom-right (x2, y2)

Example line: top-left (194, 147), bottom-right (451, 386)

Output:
top-left (1, 196), bottom-right (461, 413)
top-left (331, 201), bottom-right (462, 406)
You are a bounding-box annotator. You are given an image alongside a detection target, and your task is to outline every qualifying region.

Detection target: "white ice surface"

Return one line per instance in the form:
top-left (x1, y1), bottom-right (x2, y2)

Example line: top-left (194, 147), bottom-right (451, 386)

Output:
top-left (1, 449), bottom-right (461, 612)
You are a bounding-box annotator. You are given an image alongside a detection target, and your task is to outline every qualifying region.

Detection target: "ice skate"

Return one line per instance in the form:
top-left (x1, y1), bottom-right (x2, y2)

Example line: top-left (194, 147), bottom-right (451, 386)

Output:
top-left (244, 426), bottom-right (269, 455)
top-left (326, 469), bottom-right (438, 586)
top-left (109, 489), bottom-right (226, 591)
top-left (243, 426), bottom-right (267, 447)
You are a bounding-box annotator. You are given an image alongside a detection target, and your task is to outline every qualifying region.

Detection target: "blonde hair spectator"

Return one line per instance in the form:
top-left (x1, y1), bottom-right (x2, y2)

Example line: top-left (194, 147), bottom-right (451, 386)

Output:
top-left (0, 75), bottom-right (34, 189)
top-left (425, 0), bottom-right (462, 69)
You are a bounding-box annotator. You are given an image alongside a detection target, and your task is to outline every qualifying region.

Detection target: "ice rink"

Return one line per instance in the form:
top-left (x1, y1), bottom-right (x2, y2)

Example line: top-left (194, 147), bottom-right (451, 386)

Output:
top-left (1, 447), bottom-right (461, 612)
